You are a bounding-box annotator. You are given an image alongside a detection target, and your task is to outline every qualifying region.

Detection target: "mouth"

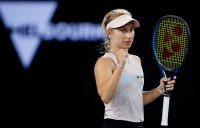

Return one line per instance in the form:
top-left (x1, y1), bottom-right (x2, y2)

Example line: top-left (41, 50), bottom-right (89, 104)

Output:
top-left (124, 41), bottom-right (132, 45)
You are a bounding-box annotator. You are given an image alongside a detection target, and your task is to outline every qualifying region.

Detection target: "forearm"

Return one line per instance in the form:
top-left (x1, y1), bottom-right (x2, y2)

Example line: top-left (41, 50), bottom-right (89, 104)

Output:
top-left (143, 86), bottom-right (163, 105)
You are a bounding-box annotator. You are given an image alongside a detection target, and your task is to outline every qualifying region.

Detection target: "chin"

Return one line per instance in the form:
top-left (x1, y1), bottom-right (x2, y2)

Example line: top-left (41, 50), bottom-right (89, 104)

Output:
top-left (123, 46), bottom-right (131, 49)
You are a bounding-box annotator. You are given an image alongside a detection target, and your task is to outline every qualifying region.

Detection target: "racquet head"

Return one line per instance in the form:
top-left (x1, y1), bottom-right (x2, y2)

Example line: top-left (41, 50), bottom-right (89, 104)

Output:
top-left (152, 15), bottom-right (190, 76)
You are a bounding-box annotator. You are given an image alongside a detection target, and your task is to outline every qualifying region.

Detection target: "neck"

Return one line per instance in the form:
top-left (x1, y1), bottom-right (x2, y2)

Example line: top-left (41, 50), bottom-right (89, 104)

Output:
top-left (109, 48), bottom-right (129, 54)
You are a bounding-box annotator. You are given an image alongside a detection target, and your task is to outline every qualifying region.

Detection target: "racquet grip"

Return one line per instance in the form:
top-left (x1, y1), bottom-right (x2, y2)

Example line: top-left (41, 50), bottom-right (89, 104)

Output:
top-left (161, 96), bottom-right (170, 126)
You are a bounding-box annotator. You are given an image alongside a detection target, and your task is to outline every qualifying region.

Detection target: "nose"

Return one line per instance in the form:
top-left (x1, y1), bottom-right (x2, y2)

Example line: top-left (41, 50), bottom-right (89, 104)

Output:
top-left (125, 31), bottom-right (133, 39)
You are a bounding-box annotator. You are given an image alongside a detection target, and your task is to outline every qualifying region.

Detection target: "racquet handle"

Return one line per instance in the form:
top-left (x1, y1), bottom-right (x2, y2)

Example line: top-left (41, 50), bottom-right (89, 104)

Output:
top-left (161, 96), bottom-right (170, 126)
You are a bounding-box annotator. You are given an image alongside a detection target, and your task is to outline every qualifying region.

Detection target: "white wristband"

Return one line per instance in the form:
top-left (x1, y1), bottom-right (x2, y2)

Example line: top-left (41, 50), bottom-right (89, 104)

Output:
top-left (157, 86), bottom-right (164, 94)
top-left (116, 64), bottom-right (124, 69)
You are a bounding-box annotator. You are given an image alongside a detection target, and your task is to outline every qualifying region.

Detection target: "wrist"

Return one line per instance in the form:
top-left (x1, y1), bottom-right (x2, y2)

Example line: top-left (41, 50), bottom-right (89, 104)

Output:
top-left (116, 64), bottom-right (124, 69)
top-left (157, 86), bottom-right (164, 95)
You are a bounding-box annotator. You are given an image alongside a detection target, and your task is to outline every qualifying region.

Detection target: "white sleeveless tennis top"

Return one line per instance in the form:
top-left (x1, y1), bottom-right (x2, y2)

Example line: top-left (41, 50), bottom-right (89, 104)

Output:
top-left (103, 52), bottom-right (144, 122)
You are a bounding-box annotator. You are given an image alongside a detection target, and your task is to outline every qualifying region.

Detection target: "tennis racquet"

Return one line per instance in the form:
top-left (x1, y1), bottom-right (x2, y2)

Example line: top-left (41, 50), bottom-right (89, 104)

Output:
top-left (152, 15), bottom-right (190, 126)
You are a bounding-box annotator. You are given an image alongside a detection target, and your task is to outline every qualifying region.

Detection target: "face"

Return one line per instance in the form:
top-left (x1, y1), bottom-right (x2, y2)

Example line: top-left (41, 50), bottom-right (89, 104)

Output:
top-left (109, 22), bottom-right (135, 50)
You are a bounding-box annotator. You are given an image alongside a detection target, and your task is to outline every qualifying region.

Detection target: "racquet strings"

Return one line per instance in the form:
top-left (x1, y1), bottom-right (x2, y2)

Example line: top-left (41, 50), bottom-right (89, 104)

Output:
top-left (154, 16), bottom-right (189, 70)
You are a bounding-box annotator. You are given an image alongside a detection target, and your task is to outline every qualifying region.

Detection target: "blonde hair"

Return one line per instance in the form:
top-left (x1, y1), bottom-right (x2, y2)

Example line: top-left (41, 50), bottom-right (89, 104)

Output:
top-left (100, 9), bottom-right (132, 53)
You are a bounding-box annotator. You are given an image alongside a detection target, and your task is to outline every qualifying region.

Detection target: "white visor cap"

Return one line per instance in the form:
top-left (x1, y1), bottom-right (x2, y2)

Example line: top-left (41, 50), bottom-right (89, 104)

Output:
top-left (106, 15), bottom-right (140, 29)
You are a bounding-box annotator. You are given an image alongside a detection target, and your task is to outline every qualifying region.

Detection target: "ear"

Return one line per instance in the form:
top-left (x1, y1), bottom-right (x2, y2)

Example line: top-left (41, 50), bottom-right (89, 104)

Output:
top-left (107, 29), bottom-right (112, 39)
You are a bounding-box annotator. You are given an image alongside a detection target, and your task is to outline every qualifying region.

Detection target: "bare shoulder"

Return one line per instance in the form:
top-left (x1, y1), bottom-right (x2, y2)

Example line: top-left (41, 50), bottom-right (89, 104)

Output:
top-left (95, 56), bottom-right (114, 68)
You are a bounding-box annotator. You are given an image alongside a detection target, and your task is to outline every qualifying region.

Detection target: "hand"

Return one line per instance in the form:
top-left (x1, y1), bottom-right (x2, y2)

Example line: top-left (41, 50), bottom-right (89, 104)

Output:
top-left (114, 49), bottom-right (128, 65)
top-left (158, 76), bottom-right (176, 94)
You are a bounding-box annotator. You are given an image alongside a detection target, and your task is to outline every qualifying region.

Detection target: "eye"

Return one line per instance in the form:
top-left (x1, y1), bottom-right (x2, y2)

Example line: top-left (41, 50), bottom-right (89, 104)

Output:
top-left (130, 28), bottom-right (134, 32)
top-left (119, 28), bottom-right (127, 32)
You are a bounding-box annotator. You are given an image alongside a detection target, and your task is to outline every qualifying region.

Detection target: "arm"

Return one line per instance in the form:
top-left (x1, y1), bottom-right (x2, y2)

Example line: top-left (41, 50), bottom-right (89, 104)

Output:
top-left (143, 77), bottom-right (176, 105)
top-left (94, 57), bottom-right (124, 104)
